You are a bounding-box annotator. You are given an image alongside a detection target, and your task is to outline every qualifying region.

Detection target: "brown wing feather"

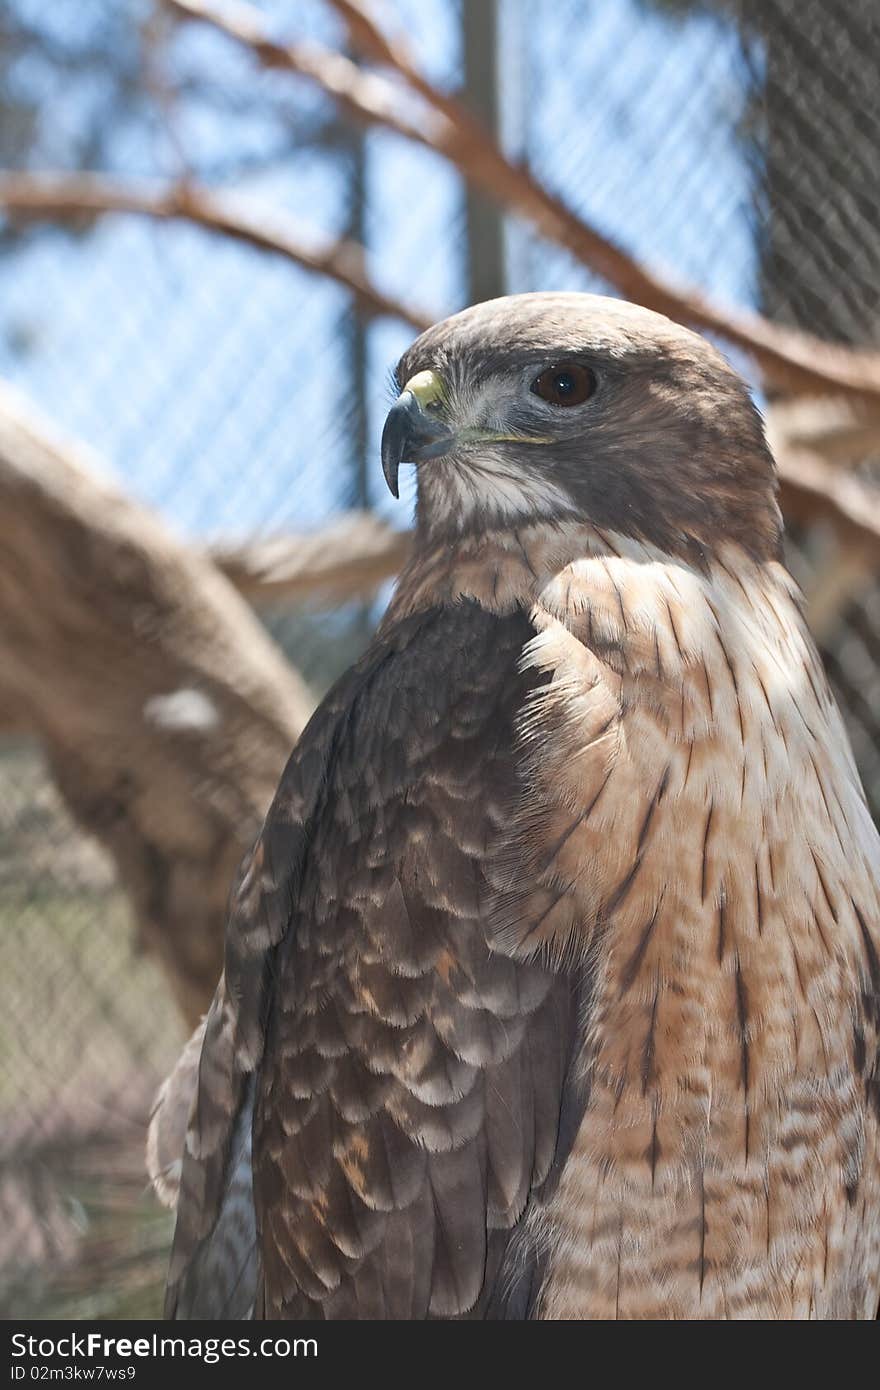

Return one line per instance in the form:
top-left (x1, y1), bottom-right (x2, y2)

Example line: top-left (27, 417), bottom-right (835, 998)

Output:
top-left (163, 601), bottom-right (589, 1319)
top-left (165, 611), bottom-right (442, 1316)
top-left (255, 601), bottom-right (587, 1318)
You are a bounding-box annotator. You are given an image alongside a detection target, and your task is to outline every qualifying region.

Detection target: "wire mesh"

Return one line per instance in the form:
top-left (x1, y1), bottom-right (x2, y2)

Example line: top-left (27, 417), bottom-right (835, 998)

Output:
top-left (0, 0), bottom-right (878, 1316)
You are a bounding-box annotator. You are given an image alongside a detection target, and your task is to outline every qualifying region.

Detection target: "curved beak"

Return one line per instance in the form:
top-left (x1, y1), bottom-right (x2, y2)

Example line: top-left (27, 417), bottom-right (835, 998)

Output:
top-left (381, 370), bottom-right (454, 498)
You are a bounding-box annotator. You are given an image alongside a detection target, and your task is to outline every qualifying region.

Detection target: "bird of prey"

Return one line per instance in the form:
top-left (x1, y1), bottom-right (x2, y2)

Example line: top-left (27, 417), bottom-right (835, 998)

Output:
top-left (149, 292), bottom-right (880, 1320)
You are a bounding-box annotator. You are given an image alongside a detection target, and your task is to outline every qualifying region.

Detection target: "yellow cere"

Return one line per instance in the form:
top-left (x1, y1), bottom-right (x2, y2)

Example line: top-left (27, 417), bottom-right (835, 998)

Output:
top-left (404, 369), bottom-right (446, 408)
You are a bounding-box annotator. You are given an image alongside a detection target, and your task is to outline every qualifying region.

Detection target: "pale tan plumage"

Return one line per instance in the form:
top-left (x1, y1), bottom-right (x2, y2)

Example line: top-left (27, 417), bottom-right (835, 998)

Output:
top-left (150, 294), bottom-right (880, 1319)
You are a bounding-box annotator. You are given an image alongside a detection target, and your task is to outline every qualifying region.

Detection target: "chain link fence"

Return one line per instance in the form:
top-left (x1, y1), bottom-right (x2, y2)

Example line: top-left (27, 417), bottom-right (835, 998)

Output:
top-left (0, 0), bottom-right (878, 1317)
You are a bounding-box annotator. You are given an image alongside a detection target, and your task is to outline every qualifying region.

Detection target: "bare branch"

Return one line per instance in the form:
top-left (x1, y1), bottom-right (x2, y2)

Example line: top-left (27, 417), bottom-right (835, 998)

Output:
top-left (777, 450), bottom-right (880, 562)
top-left (0, 172), bottom-right (433, 331)
top-left (766, 395), bottom-right (880, 466)
top-left (0, 380), bottom-right (314, 1024)
top-left (164, 0), bottom-right (880, 404)
top-left (211, 511), bottom-right (411, 607)
top-left (801, 545), bottom-right (875, 643)
top-left (165, 0), bottom-right (448, 146)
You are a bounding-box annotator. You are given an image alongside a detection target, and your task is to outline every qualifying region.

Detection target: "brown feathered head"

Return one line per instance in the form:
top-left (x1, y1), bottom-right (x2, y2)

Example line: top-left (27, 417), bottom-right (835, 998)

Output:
top-left (381, 292), bottom-right (781, 561)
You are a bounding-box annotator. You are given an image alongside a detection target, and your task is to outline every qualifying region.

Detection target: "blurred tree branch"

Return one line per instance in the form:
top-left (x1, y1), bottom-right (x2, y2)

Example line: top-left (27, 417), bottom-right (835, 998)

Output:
top-left (775, 449), bottom-right (880, 638)
top-left (776, 451), bottom-right (880, 564)
top-left (164, 0), bottom-right (880, 404)
top-left (211, 511), bottom-right (411, 607)
top-left (0, 173), bottom-right (433, 330)
top-left (0, 380), bottom-right (313, 1025)
top-left (766, 396), bottom-right (880, 467)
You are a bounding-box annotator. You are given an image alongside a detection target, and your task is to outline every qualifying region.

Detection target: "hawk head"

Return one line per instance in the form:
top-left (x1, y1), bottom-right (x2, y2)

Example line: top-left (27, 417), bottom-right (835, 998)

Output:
top-left (382, 292), bottom-right (781, 561)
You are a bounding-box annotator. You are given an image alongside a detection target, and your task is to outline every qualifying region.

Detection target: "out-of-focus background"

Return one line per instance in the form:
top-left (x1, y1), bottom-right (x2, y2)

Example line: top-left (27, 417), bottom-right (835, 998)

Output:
top-left (1, 0), bottom-right (878, 1319)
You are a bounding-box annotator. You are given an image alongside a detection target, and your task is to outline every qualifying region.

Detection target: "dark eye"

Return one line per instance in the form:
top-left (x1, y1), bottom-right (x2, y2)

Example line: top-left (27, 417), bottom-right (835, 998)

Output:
top-left (531, 362), bottom-right (596, 407)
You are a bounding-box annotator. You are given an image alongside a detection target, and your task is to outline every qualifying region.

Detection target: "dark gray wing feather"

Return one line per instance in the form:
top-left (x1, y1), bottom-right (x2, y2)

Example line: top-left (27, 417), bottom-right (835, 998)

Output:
top-left (165, 601), bottom-right (590, 1320)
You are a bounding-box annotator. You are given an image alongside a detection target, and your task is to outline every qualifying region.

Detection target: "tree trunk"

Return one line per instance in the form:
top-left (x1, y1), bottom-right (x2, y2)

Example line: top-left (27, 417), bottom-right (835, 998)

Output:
top-left (0, 382), bottom-right (312, 1024)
